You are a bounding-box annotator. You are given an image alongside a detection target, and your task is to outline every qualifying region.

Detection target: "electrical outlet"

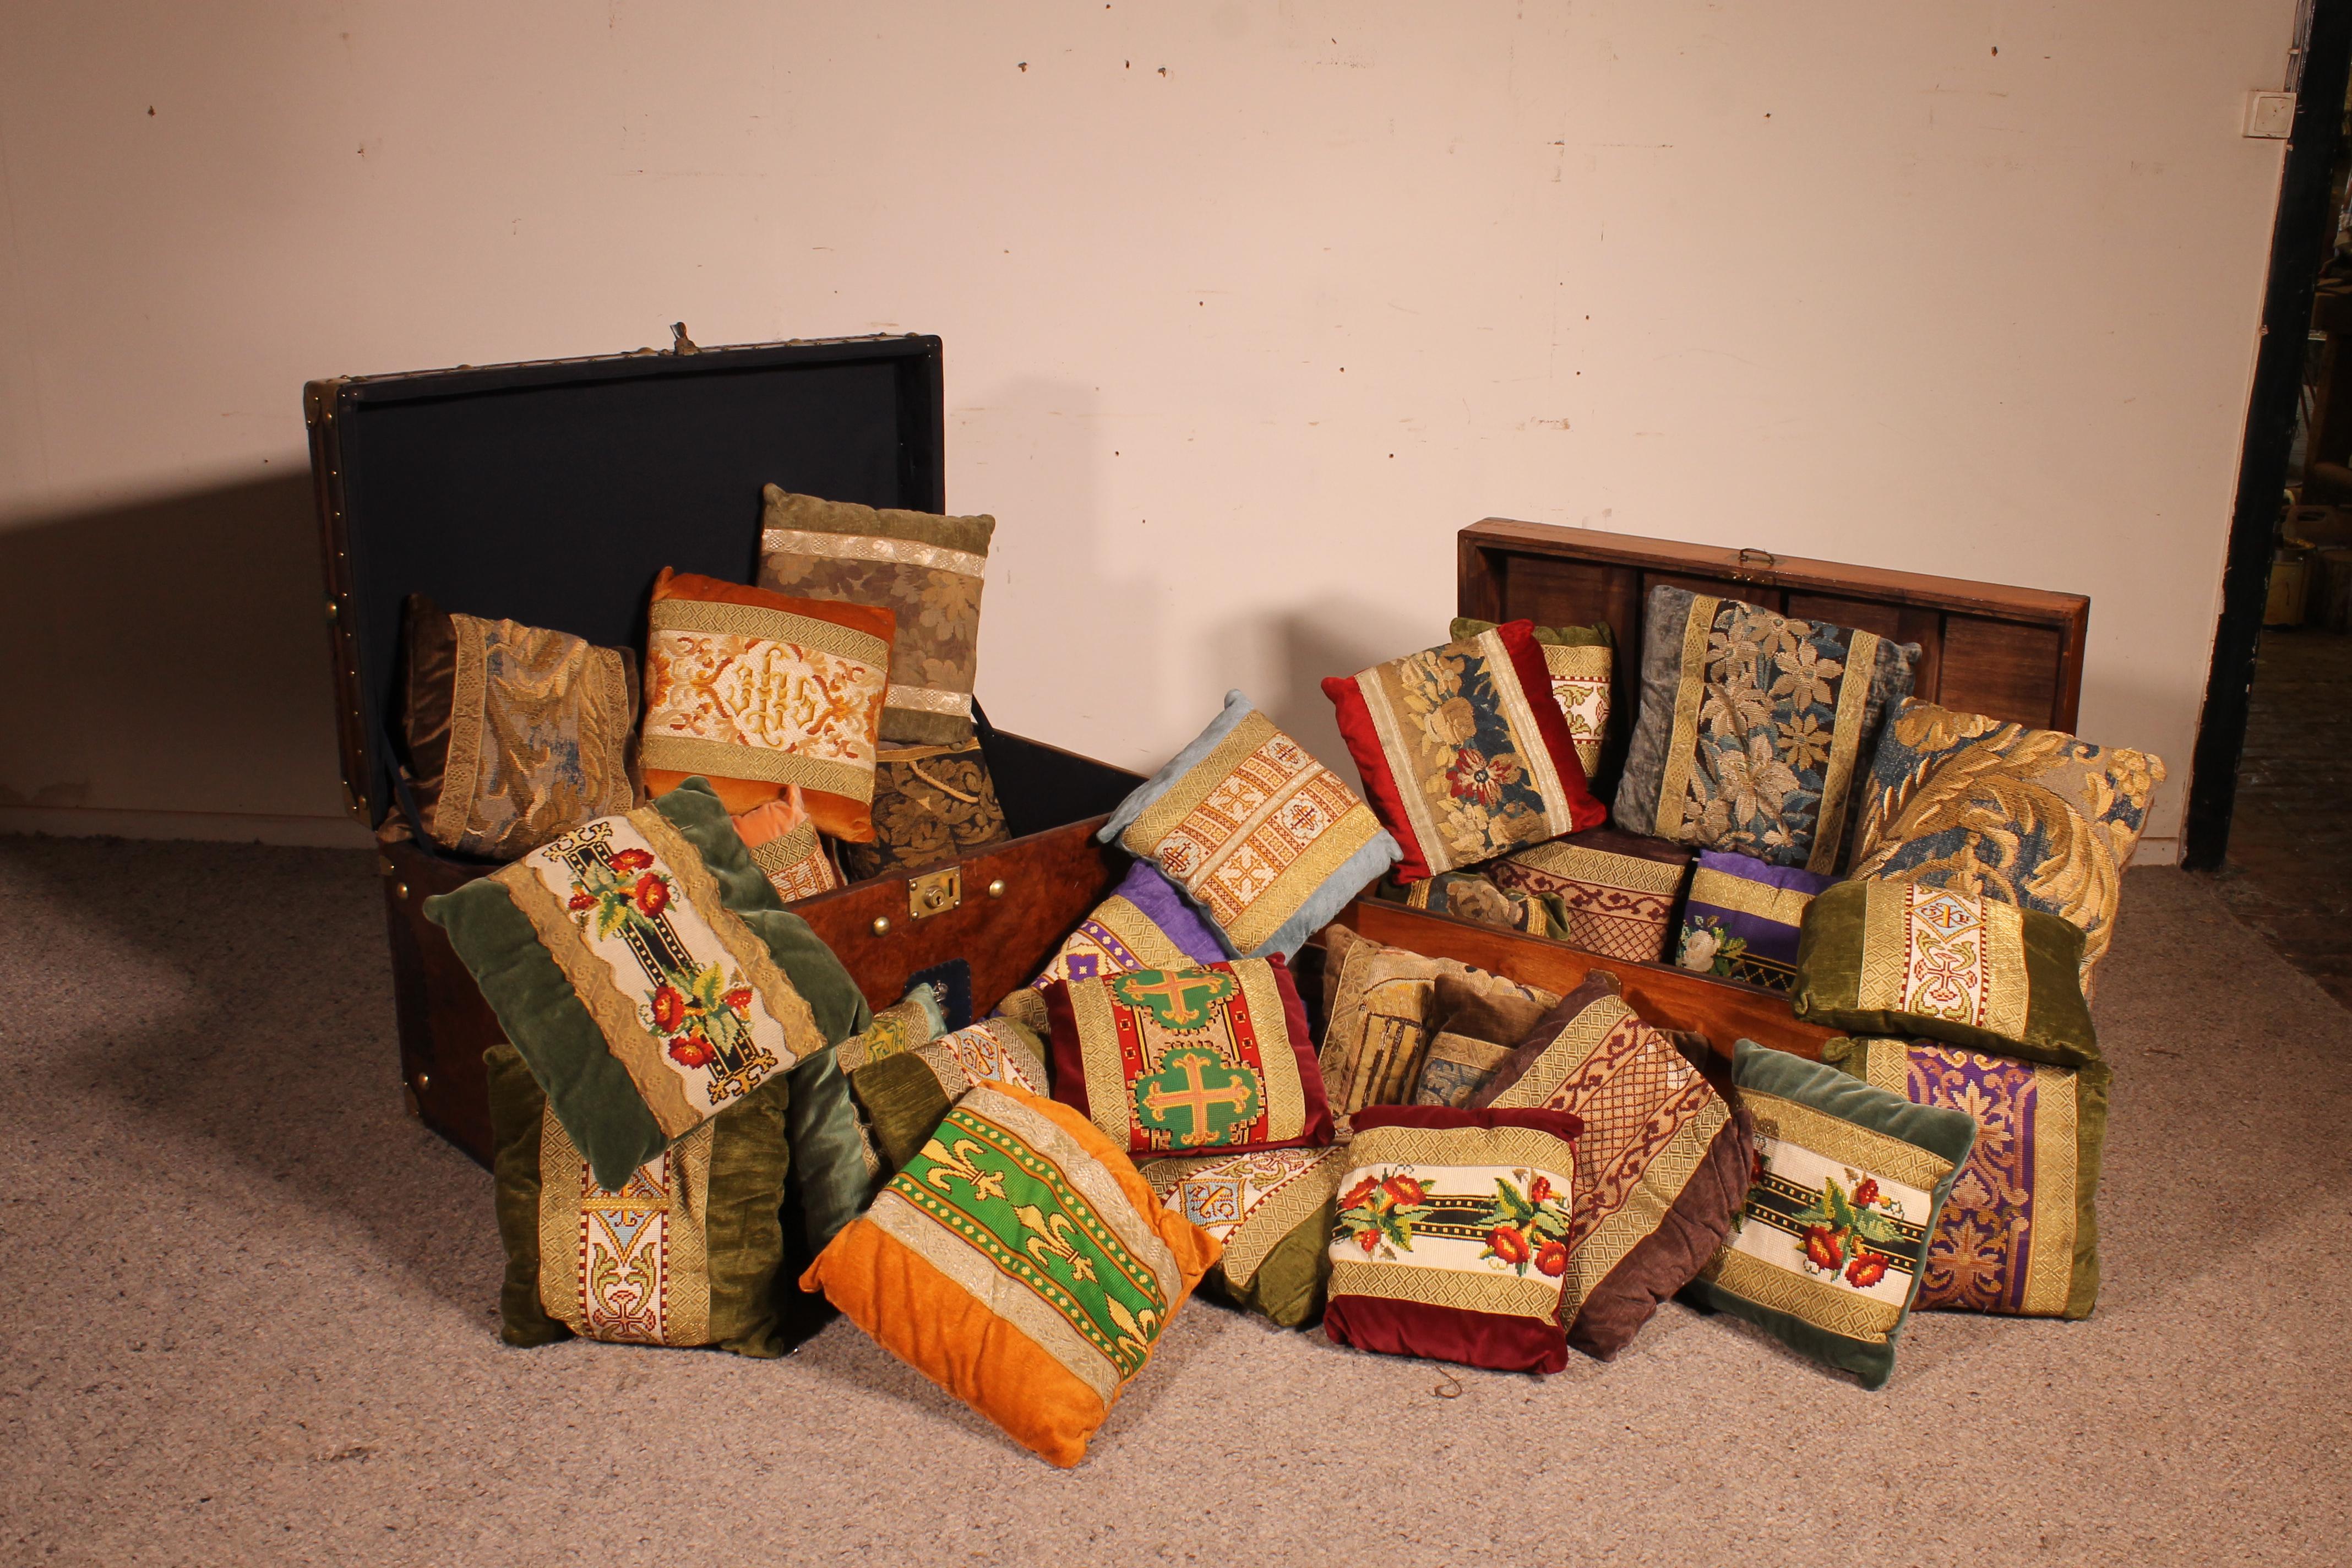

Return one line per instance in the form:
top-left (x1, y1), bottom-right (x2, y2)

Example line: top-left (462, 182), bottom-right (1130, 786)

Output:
top-left (2247, 91), bottom-right (2296, 139)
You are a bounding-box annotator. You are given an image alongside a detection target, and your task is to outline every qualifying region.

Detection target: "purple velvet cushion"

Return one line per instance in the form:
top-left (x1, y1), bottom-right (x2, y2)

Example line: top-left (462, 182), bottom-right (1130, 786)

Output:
top-left (993, 861), bottom-right (1233, 1033)
top-left (1674, 850), bottom-right (1836, 992)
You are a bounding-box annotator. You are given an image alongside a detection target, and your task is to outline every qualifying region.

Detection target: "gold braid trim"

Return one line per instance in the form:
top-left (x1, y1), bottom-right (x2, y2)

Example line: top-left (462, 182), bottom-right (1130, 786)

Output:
top-left (1488, 997), bottom-right (1637, 1110)
top-left (438, 613), bottom-right (491, 845)
top-left (634, 806), bottom-right (826, 1066)
top-left (1979, 898), bottom-right (2031, 1043)
top-left (1218, 1148), bottom-right (1349, 1288)
top-left (1345, 1123), bottom-right (1578, 1181)
top-left (1653, 595), bottom-right (1720, 841)
top-left (1233, 957), bottom-right (1305, 1141)
top-left (2021, 1063), bottom-right (2079, 1316)
top-left (1855, 882), bottom-right (1912, 1014)
top-left (1329, 1257), bottom-right (1568, 1323)
top-left (1699, 1245), bottom-right (1901, 1343)
top-left (499, 858), bottom-right (701, 1140)
top-left (1688, 865), bottom-right (1819, 927)
top-left (1744, 1088), bottom-right (1957, 1193)
top-left (1807, 628), bottom-right (1881, 874)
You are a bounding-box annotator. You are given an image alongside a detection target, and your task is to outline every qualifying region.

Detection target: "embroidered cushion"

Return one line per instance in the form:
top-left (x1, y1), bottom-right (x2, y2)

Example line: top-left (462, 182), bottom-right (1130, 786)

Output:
top-left (1322, 1105), bottom-right (1586, 1374)
top-left (400, 594), bottom-right (639, 860)
top-left (1413, 972), bottom-right (1578, 1108)
top-left (1485, 827), bottom-right (1693, 963)
top-left (1674, 850), bottom-right (1835, 992)
top-left (1791, 879), bottom-right (2100, 1069)
top-left (732, 796), bottom-right (842, 905)
top-left (1322, 622), bottom-right (1607, 881)
top-left (1464, 978), bottom-right (1751, 1359)
top-left (424, 778), bottom-right (873, 1215)
top-left (1318, 924), bottom-right (1558, 1122)
top-left (799, 1083), bottom-right (1220, 1468)
top-left (1142, 1144), bottom-right (1353, 1327)
top-left (1614, 585), bottom-right (1917, 873)
top-left (1044, 958), bottom-right (1333, 1156)
top-left (486, 1043), bottom-right (798, 1355)
top-left (756, 487), bottom-right (994, 745)
top-left (1378, 869), bottom-right (1552, 937)
top-left (637, 568), bottom-right (896, 841)
top-left (994, 860), bottom-right (1231, 1036)
top-left (834, 741), bottom-right (1012, 880)
top-left (851, 1018), bottom-right (1053, 1173)
top-left (1823, 1036), bottom-right (2110, 1320)
top-left (1847, 698), bottom-right (2168, 993)
top-left (834, 982), bottom-right (949, 1075)
top-left (1450, 615), bottom-right (1613, 780)
top-left (1686, 1041), bottom-right (1976, 1390)
top-left (1101, 690), bottom-right (1399, 961)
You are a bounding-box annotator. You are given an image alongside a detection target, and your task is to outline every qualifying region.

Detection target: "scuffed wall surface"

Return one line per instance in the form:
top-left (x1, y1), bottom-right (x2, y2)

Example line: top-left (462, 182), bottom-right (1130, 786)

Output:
top-left (0, 2), bottom-right (2299, 842)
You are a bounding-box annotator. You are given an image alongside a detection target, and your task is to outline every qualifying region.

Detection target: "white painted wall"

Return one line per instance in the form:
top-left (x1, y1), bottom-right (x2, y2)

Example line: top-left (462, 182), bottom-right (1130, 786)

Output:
top-left (0, 1), bottom-right (2300, 848)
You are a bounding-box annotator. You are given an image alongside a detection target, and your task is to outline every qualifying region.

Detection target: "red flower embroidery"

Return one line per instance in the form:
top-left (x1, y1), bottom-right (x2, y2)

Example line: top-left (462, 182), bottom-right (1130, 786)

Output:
top-left (666, 1035), bottom-right (716, 1069)
top-left (1445, 747), bottom-right (1522, 808)
top-left (1803, 1224), bottom-right (1845, 1273)
top-left (1341, 1177), bottom-right (1380, 1211)
top-left (1381, 1174), bottom-right (1427, 1207)
top-left (1845, 1249), bottom-right (1890, 1289)
top-left (1535, 1239), bottom-right (1569, 1278)
top-left (650, 986), bottom-right (687, 1032)
top-left (567, 891), bottom-right (596, 911)
top-left (1852, 1177), bottom-right (1880, 1209)
top-left (635, 873), bottom-right (671, 917)
top-left (722, 987), bottom-right (754, 1012)
top-left (1357, 1227), bottom-right (1381, 1255)
top-left (611, 848), bottom-right (655, 874)
top-left (1527, 1175), bottom-right (1553, 1206)
top-left (1489, 1226), bottom-right (1532, 1266)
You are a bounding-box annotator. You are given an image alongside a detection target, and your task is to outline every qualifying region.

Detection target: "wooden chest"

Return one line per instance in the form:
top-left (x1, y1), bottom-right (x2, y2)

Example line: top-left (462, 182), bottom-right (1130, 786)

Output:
top-left (306, 334), bottom-right (1141, 1164)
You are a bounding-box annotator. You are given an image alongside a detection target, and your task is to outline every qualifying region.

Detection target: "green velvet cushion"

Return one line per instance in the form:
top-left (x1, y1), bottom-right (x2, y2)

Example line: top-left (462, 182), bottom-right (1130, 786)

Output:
top-left (1141, 1145), bottom-right (1351, 1328)
top-left (428, 776), bottom-right (874, 1221)
top-left (1791, 879), bottom-right (2099, 1069)
top-left (487, 1041), bottom-right (801, 1356)
top-left (849, 1018), bottom-right (1052, 1174)
top-left (1448, 616), bottom-right (1613, 649)
top-left (1684, 1042), bottom-right (1976, 1389)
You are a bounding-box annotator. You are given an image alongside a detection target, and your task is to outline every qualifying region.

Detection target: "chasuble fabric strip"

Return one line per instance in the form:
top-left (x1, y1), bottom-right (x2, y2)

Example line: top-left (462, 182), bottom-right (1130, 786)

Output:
top-left (994, 860), bottom-right (1231, 1036)
top-left (1486, 826), bottom-right (1693, 963)
top-left (801, 1084), bottom-right (1219, 1468)
top-left (1142, 1143), bottom-right (1352, 1326)
top-left (1675, 850), bottom-right (1836, 993)
top-left (852, 1017), bottom-right (1053, 1174)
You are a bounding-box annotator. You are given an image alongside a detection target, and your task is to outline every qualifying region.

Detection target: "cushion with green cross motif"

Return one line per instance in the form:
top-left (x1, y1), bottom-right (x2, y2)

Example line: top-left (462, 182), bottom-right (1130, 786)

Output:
top-left (1042, 957), bottom-right (1335, 1157)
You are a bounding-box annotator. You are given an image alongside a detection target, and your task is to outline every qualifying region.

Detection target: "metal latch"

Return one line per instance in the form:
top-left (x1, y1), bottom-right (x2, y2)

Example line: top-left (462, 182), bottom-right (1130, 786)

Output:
top-left (909, 865), bottom-right (962, 919)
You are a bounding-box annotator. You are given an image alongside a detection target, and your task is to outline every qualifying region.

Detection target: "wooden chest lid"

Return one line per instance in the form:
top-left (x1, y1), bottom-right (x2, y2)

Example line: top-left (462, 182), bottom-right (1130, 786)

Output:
top-left (305, 333), bottom-right (946, 826)
top-left (1456, 517), bottom-right (2090, 790)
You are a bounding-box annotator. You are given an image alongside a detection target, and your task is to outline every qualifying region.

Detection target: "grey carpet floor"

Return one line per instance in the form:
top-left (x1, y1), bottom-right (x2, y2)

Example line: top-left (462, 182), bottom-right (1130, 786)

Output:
top-left (4, 840), bottom-right (2349, 1568)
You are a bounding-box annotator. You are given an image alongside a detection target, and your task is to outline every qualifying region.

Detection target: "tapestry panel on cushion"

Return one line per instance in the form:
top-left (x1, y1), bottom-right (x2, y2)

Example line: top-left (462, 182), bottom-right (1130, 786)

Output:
top-left (833, 740), bottom-right (1011, 880)
top-left (733, 798), bottom-right (842, 905)
top-left (1450, 615), bottom-right (1613, 778)
top-left (1141, 1144), bottom-right (1352, 1327)
top-left (1485, 827), bottom-right (1693, 963)
top-left (1674, 850), bottom-right (1835, 993)
top-left (1318, 924), bottom-right (1559, 1124)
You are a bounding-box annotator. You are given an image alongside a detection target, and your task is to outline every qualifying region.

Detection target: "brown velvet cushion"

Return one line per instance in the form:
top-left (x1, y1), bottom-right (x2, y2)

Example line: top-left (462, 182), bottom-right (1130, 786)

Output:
top-left (1468, 982), bottom-right (1750, 1360)
top-left (834, 741), bottom-right (1012, 880)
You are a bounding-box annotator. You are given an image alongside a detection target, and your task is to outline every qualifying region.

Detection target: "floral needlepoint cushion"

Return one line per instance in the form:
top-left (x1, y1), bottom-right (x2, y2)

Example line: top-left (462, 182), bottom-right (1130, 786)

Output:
top-left (1792, 879), bottom-right (2100, 1069)
top-left (1846, 697), bottom-right (2166, 994)
top-left (994, 861), bottom-right (1232, 1036)
top-left (400, 594), bottom-right (640, 861)
top-left (1318, 924), bottom-right (1558, 1123)
top-left (1379, 869), bottom-right (1553, 938)
top-left (732, 795), bottom-right (842, 905)
top-left (1686, 1042), bottom-right (1977, 1390)
top-left (1466, 978), bottom-right (1751, 1359)
top-left (1451, 614), bottom-right (1614, 780)
top-left (1101, 690), bottom-right (1399, 961)
top-left (756, 487), bottom-right (995, 746)
top-left (1614, 585), bottom-right (1917, 873)
top-left (1322, 1104), bottom-right (1586, 1374)
top-left (851, 1018), bottom-right (1053, 1174)
top-left (1323, 622), bottom-right (1607, 882)
top-left (1142, 1145), bottom-right (1353, 1327)
top-left (425, 779), bottom-right (874, 1229)
top-left (1675, 850), bottom-right (1836, 992)
top-left (834, 741), bottom-right (1012, 881)
top-left (1823, 1037), bottom-right (2110, 1320)
top-left (636, 568), bottom-right (897, 842)
top-left (1485, 826), bottom-right (1694, 963)
top-left (486, 1044), bottom-right (798, 1355)
top-left (1044, 958), bottom-right (1333, 1156)
top-left (800, 1083), bottom-right (1220, 1468)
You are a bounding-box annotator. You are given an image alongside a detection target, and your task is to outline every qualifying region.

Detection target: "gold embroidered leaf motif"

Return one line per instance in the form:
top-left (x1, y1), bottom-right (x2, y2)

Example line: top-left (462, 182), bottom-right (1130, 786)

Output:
top-left (1015, 1204), bottom-right (1099, 1283)
top-left (921, 1137), bottom-right (1008, 1204)
top-left (1103, 1295), bottom-right (1161, 1361)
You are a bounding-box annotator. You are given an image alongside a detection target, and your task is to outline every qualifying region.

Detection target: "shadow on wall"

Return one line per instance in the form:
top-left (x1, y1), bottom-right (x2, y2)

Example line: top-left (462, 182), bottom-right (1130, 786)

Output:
top-left (0, 471), bottom-right (351, 827)
top-left (1202, 596), bottom-right (1434, 780)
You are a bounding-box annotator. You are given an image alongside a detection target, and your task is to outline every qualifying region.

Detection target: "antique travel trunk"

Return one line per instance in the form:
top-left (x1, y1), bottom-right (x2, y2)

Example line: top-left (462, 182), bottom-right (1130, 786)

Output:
top-left (307, 334), bottom-right (1142, 1164)
top-left (1329, 519), bottom-right (2092, 1061)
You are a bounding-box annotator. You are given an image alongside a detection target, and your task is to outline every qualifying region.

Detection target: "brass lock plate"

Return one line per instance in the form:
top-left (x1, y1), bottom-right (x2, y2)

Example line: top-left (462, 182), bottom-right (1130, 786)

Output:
top-left (909, 865), bottom-right (962, 919)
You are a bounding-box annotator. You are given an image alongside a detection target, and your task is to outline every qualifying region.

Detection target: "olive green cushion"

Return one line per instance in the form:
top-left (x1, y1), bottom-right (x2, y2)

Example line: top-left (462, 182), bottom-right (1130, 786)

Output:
top-left (1141, 1145), bottom-right (1351, 1328)
top-left (487, 1041), bottom-right (804, 1356)
top-left (1684, 1042), bottom-right (1976, 1389)
top-left (1791, 879), bottom-right (2099, 1069)
top-left (848, 1019), bottom-right (1051, 1174)
top-left (428, 777), bottom-right (874, 1228)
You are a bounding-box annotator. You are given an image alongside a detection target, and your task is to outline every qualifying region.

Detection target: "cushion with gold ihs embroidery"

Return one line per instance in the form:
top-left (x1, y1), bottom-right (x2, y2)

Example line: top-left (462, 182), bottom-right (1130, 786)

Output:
top-left (1042, 959), bottom-right (1335, 1158)
top-left (801, 1082), bottom-right (1222, 1468)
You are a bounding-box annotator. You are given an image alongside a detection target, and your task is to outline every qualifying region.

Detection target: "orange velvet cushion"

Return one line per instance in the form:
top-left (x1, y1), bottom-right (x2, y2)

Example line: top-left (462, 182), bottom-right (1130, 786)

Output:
top-left (800, 1082), bottom-right (1220, 1467)
top-left (638, 569), bottom-right (896, 841)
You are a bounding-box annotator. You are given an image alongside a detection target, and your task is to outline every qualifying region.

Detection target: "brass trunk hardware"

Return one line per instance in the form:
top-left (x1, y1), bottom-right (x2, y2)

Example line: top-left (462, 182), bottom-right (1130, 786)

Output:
top-left (871, 916), bottom-right (891, 937)
top-left (910, 866), bottom-right (963, 918)
top-left (987, 878), bottom-right (1007, 899)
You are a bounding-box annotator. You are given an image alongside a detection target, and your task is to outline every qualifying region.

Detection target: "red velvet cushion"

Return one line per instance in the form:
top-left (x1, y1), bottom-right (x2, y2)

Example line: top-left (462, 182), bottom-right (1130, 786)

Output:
top-left (1321, 620), bottom-right (1605, 882)
top-left (1043, 956), bottom-right (1335, 1157)
top-left (1322, 1103), bottom-right (1586, 1375)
